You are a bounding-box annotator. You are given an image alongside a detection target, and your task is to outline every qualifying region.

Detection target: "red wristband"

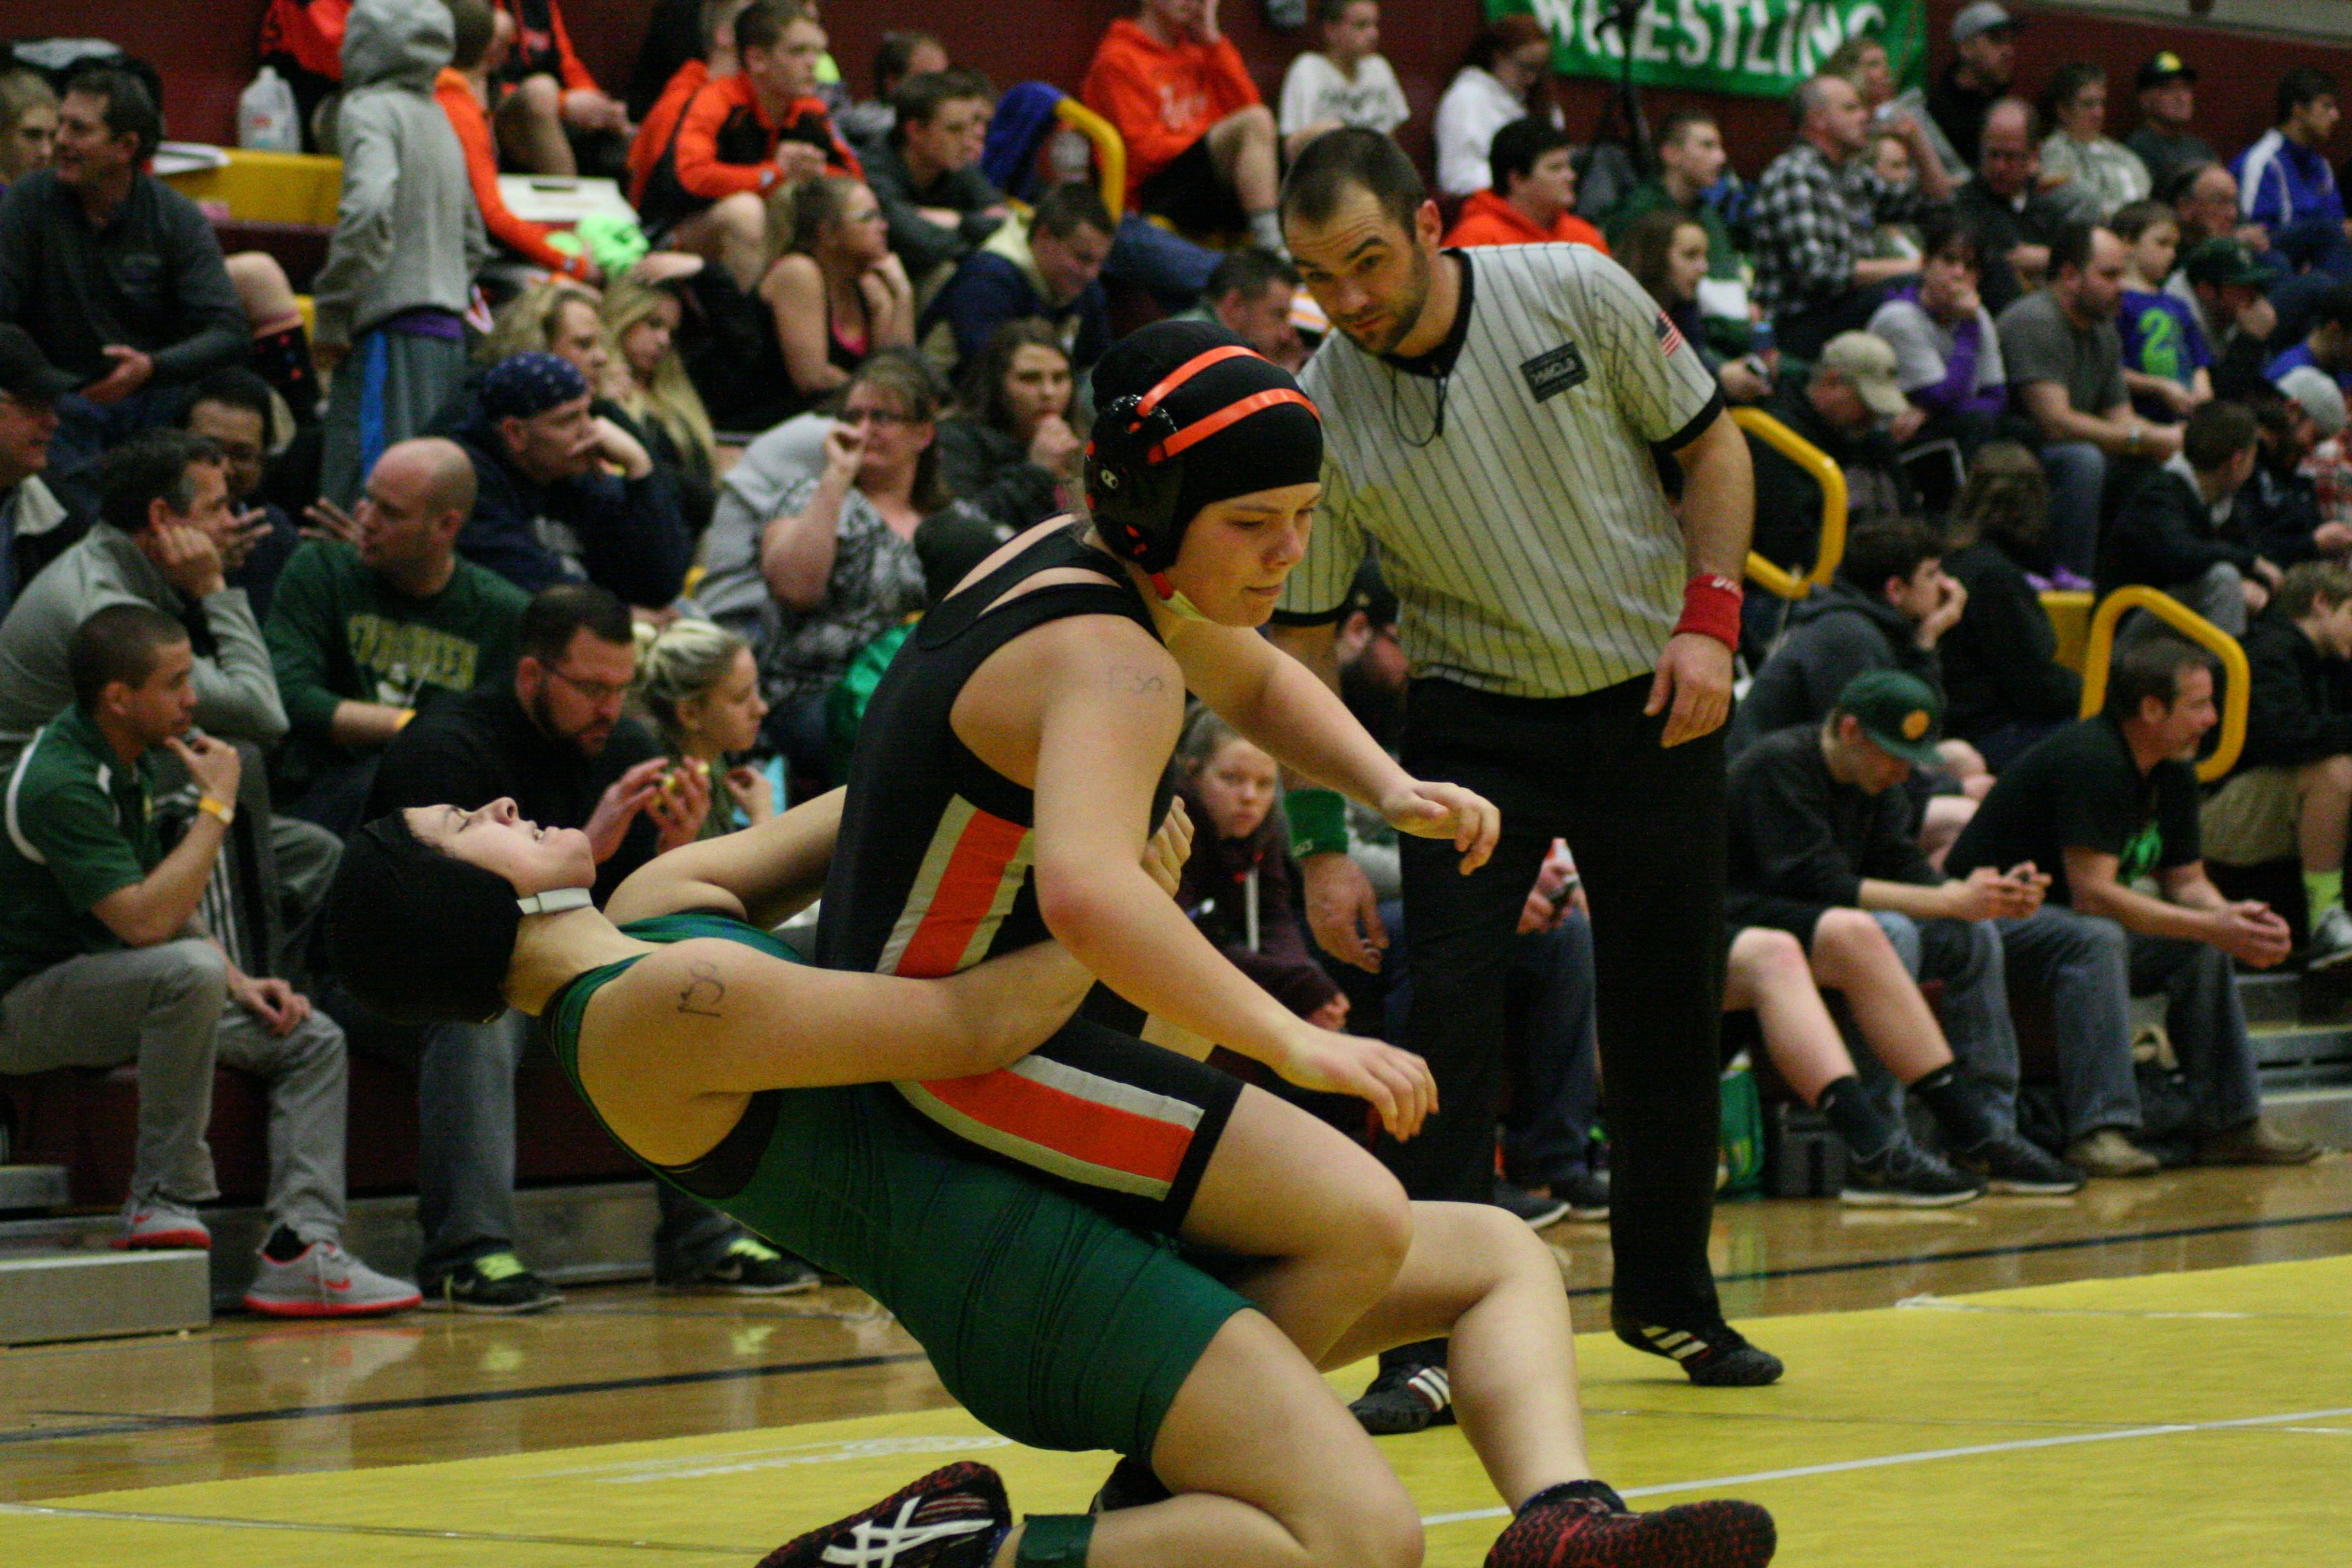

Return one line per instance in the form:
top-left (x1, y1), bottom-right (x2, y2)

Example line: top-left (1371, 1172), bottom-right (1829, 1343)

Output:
top-left (1675, 573), bottom-right (1744, 650)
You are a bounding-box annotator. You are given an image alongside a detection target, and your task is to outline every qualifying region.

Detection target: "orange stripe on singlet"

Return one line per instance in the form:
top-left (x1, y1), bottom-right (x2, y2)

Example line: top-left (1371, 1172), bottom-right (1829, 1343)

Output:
top-left (891, 807), bottom-right (1030, 978)
top-left (914, 1065), bottom-right (1195, 1187)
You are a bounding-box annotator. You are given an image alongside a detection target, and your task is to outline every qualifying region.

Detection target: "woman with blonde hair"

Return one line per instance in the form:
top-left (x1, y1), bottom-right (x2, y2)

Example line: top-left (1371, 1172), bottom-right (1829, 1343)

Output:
top-left (604, 277), bottom-right (720, 534)
top-left (481, 277), bottom-right (616, 383)
top-left (634, 618), bottom-right (775, 837)
top-left (762, 174), bottom-right (915, 403)
top-left (677, 175), bottom-right (915, 435)
top-left (0, 68), bottom-right (56, 191)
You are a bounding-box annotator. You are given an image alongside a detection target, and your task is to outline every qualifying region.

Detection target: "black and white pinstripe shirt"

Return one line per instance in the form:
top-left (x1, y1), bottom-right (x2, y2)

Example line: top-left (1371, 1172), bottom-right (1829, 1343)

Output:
top-left (1277, 244), bottom-right (1722, 700)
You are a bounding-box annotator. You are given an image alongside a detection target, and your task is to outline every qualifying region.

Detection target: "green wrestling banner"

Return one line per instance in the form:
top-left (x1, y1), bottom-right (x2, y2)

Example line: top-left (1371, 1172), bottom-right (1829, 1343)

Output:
top-left (1493, 0), bottom-right (1926, 100)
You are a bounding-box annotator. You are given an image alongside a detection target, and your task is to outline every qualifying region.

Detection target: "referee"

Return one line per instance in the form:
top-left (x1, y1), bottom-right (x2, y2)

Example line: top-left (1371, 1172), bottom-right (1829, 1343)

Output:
top-left (1270, 130), bottom-right (1778, 1418)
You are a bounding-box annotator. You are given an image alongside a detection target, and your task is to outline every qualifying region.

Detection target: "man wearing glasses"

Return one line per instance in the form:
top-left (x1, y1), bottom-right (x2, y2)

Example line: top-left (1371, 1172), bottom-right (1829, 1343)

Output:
top-left (452, 352), bottom-right (692, 611)
top-left (369, 582), bottom-right (808, 1310)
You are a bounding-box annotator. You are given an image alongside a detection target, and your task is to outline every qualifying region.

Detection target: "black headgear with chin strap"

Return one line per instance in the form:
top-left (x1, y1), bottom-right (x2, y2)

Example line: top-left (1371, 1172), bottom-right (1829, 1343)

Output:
top-left (1083, 321), bottom-right (1324, 583)
top-left (326, 812), bottom-right (587, 1025)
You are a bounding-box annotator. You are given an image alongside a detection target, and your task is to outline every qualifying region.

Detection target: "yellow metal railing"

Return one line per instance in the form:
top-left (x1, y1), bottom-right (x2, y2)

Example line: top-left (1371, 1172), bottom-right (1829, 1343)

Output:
top-left (2041, 589), bottom-right (2096, 672)
top-left (2076, 586), bottom-right (2249, 782)
top-left (1731, 406), bottom-right (1847, 600)
top-left (1052, 96), bottom-right (1127, 219)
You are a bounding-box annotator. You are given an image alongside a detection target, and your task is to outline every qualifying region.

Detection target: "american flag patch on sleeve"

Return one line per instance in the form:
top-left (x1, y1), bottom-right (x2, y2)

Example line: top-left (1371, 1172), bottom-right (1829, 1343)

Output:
top-left (1655, 312), bottom-right (1685, 357)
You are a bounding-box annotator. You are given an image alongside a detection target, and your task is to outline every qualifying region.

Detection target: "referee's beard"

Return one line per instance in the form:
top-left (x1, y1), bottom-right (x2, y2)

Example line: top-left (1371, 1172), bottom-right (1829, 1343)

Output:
top-left (1332, 240), bottom-right (1436, 360)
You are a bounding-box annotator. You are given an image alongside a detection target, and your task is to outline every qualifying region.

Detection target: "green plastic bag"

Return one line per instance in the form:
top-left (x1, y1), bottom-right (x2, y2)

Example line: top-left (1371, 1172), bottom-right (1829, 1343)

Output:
top-left (1718, 1053), bottom-right (1764, 1197)
top-left (826, 620), bottom-right (915, 779)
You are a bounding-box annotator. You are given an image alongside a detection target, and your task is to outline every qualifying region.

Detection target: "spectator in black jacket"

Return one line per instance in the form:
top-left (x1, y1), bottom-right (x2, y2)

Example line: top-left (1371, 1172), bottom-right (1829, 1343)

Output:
top-left (1741, 332), bottom-right (1920, 657)
top-left (1736, 520), bottom-right (1988, 852)
top-left (452, 352), bottom-right (691, 609)
top-left (2169, 236), bottom-right (2278, 403)
top-left (1734, 520), bottom-right (1961, 748)
top-left (180, 369), bottom-right (301, 622)
top-left (2201, 562), bottom-right (2352, 967)
top-left (864, 70), bottom-right (1008, 285)
top-left (2239, 374), bottom-right (2351, 568)
top-left (1727, 670), bottom-right (2080, 1199)
top-left (936, 318), bottom-right (1079, 537)
top-left (366, 583), bottom-right (807, 1308)
top-left (0, 322), bottom-right (81, 618)
top-left (0, 68), bottom-right (248, 490)
top-left (2098, 398), bottom-right (2277, 634)
top-left (1937, 442), bottom-right (2084, 767)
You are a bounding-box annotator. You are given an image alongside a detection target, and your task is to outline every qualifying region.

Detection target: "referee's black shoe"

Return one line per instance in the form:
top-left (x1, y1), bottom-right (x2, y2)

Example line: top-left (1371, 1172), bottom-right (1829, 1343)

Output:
top-left (1349, 1359), bottom-right (1458, 1433)
top-left (1612, 1314), bottom-right (1785, 1386)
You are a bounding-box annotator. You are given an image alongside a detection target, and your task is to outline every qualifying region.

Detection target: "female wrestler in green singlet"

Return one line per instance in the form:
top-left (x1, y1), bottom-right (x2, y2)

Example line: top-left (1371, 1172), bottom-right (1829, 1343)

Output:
top-left (326, 782), bottom-right (1775, 1568)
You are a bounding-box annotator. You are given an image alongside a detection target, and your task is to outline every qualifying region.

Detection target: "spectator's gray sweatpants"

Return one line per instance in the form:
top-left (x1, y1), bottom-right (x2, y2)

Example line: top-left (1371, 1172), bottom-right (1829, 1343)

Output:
top-left (0, 939), bottom-right (347, 1237)
top-left (1992, 905), bottom-right (2263, 1140)
top-left (1871, 911), bottom-right (2022, 1130)
top-left (417, 1008), bottom-right (742, 1285)
top-left (321, 327), bottom-right (471, 507)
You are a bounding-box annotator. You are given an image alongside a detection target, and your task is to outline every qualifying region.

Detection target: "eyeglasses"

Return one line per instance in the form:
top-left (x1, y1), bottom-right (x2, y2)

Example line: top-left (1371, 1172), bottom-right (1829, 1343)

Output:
top-left (544, 665), bottom-right (631, 703)
top-left (838, 407), bottom-right (918, 428)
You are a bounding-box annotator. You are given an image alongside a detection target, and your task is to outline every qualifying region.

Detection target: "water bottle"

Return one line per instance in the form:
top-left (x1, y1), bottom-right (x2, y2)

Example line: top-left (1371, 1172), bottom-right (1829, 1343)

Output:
top-left (238, 66), bottom-right (301, 152)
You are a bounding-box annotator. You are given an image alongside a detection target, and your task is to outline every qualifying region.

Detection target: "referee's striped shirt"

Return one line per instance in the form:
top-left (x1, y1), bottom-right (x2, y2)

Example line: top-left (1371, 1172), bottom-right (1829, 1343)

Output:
top-left (1275, 244), bottom-right (1723, 700)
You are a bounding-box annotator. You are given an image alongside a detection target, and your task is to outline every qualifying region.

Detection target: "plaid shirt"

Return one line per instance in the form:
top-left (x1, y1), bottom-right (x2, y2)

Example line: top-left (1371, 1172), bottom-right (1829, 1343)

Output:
top-left (1748, 141), bottom-right (1939, 320)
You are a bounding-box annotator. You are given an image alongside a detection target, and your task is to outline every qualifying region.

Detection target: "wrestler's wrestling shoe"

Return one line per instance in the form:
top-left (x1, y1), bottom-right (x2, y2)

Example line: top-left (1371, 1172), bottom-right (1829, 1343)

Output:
top-left (756, 1462), bottom-right (1010, 1568)
top-left (1485, 1481), bottom-right (1776, 1568)
top-left (1089, 1455), bottom-right (1173, 1512)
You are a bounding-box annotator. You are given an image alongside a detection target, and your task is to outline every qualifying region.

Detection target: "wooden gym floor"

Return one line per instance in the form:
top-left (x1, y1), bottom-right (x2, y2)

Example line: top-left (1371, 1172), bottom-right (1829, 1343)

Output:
top-left (1, 1159), bottom-right (2347, 1565)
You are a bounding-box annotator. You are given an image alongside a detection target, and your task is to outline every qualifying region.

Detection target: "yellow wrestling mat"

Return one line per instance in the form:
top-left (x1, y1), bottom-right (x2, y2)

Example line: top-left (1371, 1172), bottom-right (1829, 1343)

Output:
top-left (7, 1255), bottom-right (2349, 1567)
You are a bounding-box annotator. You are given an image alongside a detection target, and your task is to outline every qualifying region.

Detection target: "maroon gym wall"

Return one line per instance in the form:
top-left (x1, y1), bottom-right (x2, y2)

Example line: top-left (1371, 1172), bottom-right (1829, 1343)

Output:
top-left (11, 1), bottom-right (2352, 191)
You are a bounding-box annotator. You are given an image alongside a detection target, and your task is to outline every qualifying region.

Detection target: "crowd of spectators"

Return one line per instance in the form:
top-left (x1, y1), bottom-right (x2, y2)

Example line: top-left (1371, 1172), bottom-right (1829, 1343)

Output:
top-left (1, 0), bottom-right (2346, 1322)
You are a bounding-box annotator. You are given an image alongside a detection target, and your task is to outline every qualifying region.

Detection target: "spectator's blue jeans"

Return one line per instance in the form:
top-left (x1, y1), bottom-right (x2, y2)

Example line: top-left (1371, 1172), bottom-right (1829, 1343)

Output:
top-left (1375, 904), bottom-right (1602, 1187)
top-left (2039, 441), bottom-right (2106, 577)
top-left (1500, 910), bottom-right (1604, 1188)
top-left (417, 1008), bottom-right (740, 1285)
top-left (1871, 911), bottom-right (2022, 1131)
top-left (1106, 214), bottom-right (1219, 309)
top-left (1990, 906), bottom-right (2260, 1141)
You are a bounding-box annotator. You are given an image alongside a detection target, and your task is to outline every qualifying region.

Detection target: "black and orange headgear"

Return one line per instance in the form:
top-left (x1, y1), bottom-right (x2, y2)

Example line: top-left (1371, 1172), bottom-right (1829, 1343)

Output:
top-left (1083, 320), bottom-right (1323, 581)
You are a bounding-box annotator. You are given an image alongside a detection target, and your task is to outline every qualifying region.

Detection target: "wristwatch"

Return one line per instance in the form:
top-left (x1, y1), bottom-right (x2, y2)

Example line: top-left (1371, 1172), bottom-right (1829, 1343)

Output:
top-left (197, 795), bottom-right (236, 826)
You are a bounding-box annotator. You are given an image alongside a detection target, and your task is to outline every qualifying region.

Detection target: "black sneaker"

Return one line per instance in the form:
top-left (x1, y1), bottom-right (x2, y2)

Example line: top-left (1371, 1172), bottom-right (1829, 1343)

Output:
top-left (1841, 1138), bottom-right (1984, 1208)
top-left (658, 1236), bottom-right (821, 1295)
top-left (1089, 1455), bottom-right (1173, 1513)
top-left (418, 1251), bottom-right (562, 1315)
top-left (1554, 1167), bottom-right (1610, 1220)
top-left (1493, 1180), bottom-right (1570, 1230)
top-left (1349, 1360), bottom-right (1457, 1434)
top-left (1956, 1131), bottom-right (2086, 1195)
top-left (755, 1461), bottom-right (1008, 1568)
top-left (1612, 1316), bottom-right (1785, 1387)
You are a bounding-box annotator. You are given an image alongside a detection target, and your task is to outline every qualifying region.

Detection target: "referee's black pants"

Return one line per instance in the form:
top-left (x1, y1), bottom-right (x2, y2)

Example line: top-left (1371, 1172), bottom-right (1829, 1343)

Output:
top-left (1391, 675), bottom-right (1728, 1329)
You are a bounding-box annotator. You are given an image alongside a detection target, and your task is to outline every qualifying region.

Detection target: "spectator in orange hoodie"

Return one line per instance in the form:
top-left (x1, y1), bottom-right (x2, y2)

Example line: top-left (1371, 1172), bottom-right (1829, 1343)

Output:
top-left (437, 0), bottom-right (597, 283)
top-left (1443, 119), bottom-right (1611, 254)
top-left (636, 0), bottom-right (861, 291)
top-left (1081, 0), bottom-right (1284, 253)
top-left (490, 0), bottom-right (631, 179)
top-left (627, 0), bottom-right (756, 201)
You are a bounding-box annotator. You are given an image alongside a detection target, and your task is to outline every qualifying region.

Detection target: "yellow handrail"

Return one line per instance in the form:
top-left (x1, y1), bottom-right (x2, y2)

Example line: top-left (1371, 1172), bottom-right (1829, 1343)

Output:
top-left (1730, 405), bottom-right (1847, 601)
top-left (2075, 586), bottom-right (2249, 782)
top-left (1052, 96), bottom-right (1128, 219)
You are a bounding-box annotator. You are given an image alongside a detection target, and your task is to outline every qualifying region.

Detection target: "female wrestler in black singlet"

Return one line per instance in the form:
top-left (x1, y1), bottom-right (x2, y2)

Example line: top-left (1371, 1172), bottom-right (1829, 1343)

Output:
top-left (814, 325), bottom-right (1489, 1381)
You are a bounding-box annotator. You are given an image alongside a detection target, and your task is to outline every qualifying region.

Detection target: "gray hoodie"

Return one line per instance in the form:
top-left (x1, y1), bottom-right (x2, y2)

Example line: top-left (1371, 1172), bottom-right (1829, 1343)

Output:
top-left (312, 0), bottom-right (487, 348)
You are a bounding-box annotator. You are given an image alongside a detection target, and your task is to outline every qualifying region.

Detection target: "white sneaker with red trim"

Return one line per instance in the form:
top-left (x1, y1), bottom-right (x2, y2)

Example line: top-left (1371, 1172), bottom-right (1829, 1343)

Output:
top-left (243, 1236), bottom-right (422, 1318)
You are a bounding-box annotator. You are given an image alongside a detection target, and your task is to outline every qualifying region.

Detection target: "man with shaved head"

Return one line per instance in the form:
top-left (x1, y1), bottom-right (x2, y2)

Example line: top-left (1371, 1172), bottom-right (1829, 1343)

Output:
top-left (265, 436), bottom-right (527, 833)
